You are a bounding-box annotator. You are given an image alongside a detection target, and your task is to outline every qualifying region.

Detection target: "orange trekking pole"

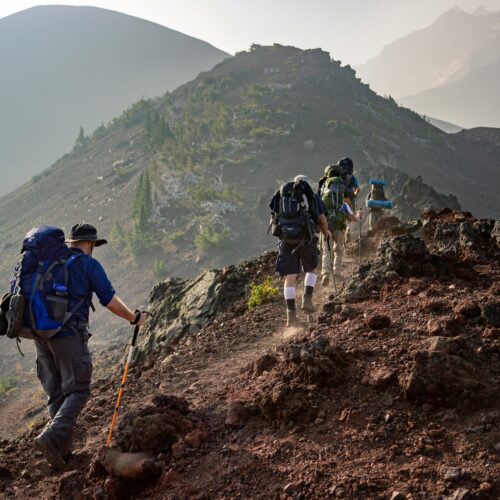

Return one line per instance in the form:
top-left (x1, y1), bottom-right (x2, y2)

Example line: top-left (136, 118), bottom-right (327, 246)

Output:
top-left (106, 311), bottom-right (150, 446)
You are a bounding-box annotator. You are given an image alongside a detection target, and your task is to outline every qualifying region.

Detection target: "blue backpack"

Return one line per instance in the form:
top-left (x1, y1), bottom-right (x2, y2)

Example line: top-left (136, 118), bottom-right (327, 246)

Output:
top-left (9, 225), bottom-right (84, 339)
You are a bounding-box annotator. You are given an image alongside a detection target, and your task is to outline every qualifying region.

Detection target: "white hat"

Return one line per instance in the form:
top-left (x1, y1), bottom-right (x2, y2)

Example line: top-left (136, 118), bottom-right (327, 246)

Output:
top-left (293, 174), bottom-right (312, 185)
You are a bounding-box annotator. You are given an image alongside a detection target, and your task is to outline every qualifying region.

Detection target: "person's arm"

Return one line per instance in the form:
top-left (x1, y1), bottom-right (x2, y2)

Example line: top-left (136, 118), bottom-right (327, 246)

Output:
top-left (89, 259), bottom-right (147, 326)
top-left (107, 296), bottom-right (148, 326)
top-left (318, 213), bottom-right (330, 239)
top-left (106, 295), bottom-right (135, 322)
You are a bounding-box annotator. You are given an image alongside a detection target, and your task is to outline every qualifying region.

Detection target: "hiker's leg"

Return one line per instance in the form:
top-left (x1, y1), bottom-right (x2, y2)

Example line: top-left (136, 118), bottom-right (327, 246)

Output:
top-left (300, 241), bottom-right (320, 312)
top-left (369, 210), bottom-right (381, 232)
top-left (320, 234), bottom-right (331, 278)
top-left (276, 242), bottom-right (300, 325)
top-left (43, 332), bottom-right (92, 455)
top-left (332, 230), bottom-right (344, 274)
top-left (284, 275), bottom-right (297, 326)
top-left (34, 337), bottom-right (65, 419)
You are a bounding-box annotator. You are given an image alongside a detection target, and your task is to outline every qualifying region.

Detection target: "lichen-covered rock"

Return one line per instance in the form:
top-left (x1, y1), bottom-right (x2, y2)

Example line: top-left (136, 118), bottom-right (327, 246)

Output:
top-left (136, 252), bottom-right (275, 360)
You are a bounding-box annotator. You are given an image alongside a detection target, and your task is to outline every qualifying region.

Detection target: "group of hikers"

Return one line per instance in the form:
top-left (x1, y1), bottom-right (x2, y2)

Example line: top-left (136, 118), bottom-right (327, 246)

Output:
top-left (0, 156), bottom-right (390, 470)
top-left (269, 157), bottom-right (390, 327)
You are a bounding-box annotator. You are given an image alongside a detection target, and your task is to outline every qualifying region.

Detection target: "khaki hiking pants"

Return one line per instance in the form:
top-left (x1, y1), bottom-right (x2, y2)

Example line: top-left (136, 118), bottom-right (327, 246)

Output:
top-left (321, 230), bottom-right (344, 276)
top-left (369, 209), bottom-right (383, 232)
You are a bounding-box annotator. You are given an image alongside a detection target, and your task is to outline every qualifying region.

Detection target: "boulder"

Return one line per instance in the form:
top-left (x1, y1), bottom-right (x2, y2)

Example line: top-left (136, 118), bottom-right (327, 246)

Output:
top-left (58, 471), bottom-right (85, 500)
top-left (184, 429), bottom-right (209, 449)
top-left (425, 336), bottom-right (460, 355)
top-left (454, 300), bottom-right (480, 318)
top-left (481, 301), bottom-right (500, 327)
top-left (401, 351), bottom-right (486, 406)
top-left (364, 366), bottom-right (395, 387)
top-left (114, 397), bottom-right (193, 453)
top-left (104, 477), bottom-right (126, 500)
top-left (250, 354), bottom-right (277, 376)
top-left (367, 314), bottom-right (391, 330)
top-left (426, 317), bottom-right (459, 337)
top-left (99, 448), bottom-right (163, 480)
top-left (225, 401), bottom-right (248, 428)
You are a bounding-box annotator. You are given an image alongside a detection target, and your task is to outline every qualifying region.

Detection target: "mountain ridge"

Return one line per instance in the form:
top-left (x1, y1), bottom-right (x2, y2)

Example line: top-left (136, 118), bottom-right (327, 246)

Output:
top-left (0, 5), bottom-right (228, 195)
top-left (357, 6), bottom-right (500, 99)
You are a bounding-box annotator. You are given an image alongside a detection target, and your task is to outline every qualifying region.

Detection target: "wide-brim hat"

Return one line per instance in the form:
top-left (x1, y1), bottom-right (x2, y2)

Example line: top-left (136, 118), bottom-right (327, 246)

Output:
top-left (65, 223), bottom-right (107, 247)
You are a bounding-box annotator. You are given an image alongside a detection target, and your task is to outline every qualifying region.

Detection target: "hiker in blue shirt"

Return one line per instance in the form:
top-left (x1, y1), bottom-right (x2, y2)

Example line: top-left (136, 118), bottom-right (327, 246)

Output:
top-left (34, 223), bottom-right (148, 469)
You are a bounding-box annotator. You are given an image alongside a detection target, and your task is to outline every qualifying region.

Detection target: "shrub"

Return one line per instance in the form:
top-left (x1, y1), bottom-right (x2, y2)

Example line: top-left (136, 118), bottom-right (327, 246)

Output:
top-left (0, 376), bottom-right (17, 394)
top-left (194, 227), bottom-right (232, 252)
top-left (248, 277), bottom-right (280, 309)
top-left (153, 259), bottom-right (168, 280)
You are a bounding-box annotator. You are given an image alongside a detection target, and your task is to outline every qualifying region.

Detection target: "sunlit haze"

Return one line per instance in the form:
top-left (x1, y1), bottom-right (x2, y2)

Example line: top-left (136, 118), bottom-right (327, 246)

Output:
top-left (2, 0), bottom-right (500, 64)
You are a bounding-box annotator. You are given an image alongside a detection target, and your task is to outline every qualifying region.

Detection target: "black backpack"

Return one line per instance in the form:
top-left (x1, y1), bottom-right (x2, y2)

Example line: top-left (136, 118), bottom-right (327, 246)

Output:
top-left (272, 181), bottom-right (315, 246)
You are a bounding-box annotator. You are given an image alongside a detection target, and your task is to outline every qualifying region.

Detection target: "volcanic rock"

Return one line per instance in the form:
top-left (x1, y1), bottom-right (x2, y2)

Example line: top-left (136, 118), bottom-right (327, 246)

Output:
top-left (367, 314), bottom-right (391, 330)
top-left (454, 300), bottom-right (480, 317)
top-left (225, 400), bottom-right (248, 428)
top-left (426, 317), bottom-right (459, 337)
top-left (402, 351), bottom-right (485, 406)
top-left (114, 398), bottom-right (194, 453)
top-left (184, 429), bottom-right (209, 448)
top-left (481, 301), bottom-right (500, 327)
top-left (365, 366), bottom-right (395, 387)
top-left (250, 354), bottom-right (277, 376)
top-left (58, 471), bottom-right (85, 500)
top-left (99, 448), bottom-right (163, 480)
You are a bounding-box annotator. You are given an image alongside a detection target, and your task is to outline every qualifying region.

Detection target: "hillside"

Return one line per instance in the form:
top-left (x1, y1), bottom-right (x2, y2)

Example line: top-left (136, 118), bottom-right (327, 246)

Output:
top-left (356, 6), bottom-right (500, 99)
top-left (0, 5), bottom-right (228, 195)
top-left (0, 210), bottom-right (498, 498)
top-left (428, 117), bottom-right (465, 134)
top-left (0, 44), bottom-right (497, 371)
top-left (400, 58), bottom-right (500, 128)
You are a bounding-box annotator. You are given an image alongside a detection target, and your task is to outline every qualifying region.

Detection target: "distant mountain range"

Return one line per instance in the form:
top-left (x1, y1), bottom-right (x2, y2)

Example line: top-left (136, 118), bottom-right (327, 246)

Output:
top-left (0, 5), bottom-right (228, 196)
top-left (356, 6), bottom-right (500, 128)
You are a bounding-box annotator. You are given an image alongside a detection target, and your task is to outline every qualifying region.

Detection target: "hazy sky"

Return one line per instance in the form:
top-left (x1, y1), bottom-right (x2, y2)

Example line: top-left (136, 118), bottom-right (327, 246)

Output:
top-left (2, 0), bottom-right (500, 64)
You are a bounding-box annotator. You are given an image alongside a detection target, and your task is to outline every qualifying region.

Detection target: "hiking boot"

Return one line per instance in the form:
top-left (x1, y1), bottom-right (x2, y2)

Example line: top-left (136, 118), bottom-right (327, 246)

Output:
top-left (321, 275), bottom-right (330, 286)
top-left (301, 294), bottom-right (315, 313)
top-left (34, 433), bottom-right (66, 469)
top-left (286, 309), bottom-right (297, 327)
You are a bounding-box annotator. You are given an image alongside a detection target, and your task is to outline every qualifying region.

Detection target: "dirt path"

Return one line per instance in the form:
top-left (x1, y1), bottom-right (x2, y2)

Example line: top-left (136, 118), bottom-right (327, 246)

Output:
top-left (160, 256), bottom-right (358, 406)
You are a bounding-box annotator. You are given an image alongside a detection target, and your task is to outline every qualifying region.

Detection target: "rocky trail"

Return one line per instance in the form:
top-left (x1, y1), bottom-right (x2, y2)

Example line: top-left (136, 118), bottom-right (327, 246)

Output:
top-left (0, 210), bottom-right (499, 499)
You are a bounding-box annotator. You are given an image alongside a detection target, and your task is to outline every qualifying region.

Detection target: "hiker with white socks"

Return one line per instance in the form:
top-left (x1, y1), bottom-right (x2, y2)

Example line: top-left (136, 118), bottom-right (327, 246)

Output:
top-left (269, 175), bottom-right (330, 326)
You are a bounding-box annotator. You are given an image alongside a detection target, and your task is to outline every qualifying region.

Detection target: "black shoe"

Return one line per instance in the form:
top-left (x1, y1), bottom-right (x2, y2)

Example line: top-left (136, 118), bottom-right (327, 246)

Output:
top-left (34, 433), bottom-right (66, 469)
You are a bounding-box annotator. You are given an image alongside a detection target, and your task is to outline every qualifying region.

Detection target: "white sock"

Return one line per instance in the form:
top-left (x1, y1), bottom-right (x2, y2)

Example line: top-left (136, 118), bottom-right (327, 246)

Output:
top-left (284, 287), bottom-right (296, 300)
top-left (304, 273), bottom-right (317, 288)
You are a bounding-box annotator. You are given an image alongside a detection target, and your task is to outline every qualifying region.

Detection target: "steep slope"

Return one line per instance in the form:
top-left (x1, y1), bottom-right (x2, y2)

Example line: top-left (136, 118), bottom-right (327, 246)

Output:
top-left (0, 210), bottom-right (498, 498)
top-left (0, 5), bottom-right (228, 195)
top-left (356, 6), bottom-right (500, 99)
top-left (400, 58), bottom-right (500, 128)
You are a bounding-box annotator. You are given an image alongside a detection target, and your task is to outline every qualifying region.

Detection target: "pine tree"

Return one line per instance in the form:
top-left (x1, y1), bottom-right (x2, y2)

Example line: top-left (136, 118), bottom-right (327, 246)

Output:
top-left (74, 126), bottom-right (89, 150)
top-left (142, 170), bottom-right (153, 220)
